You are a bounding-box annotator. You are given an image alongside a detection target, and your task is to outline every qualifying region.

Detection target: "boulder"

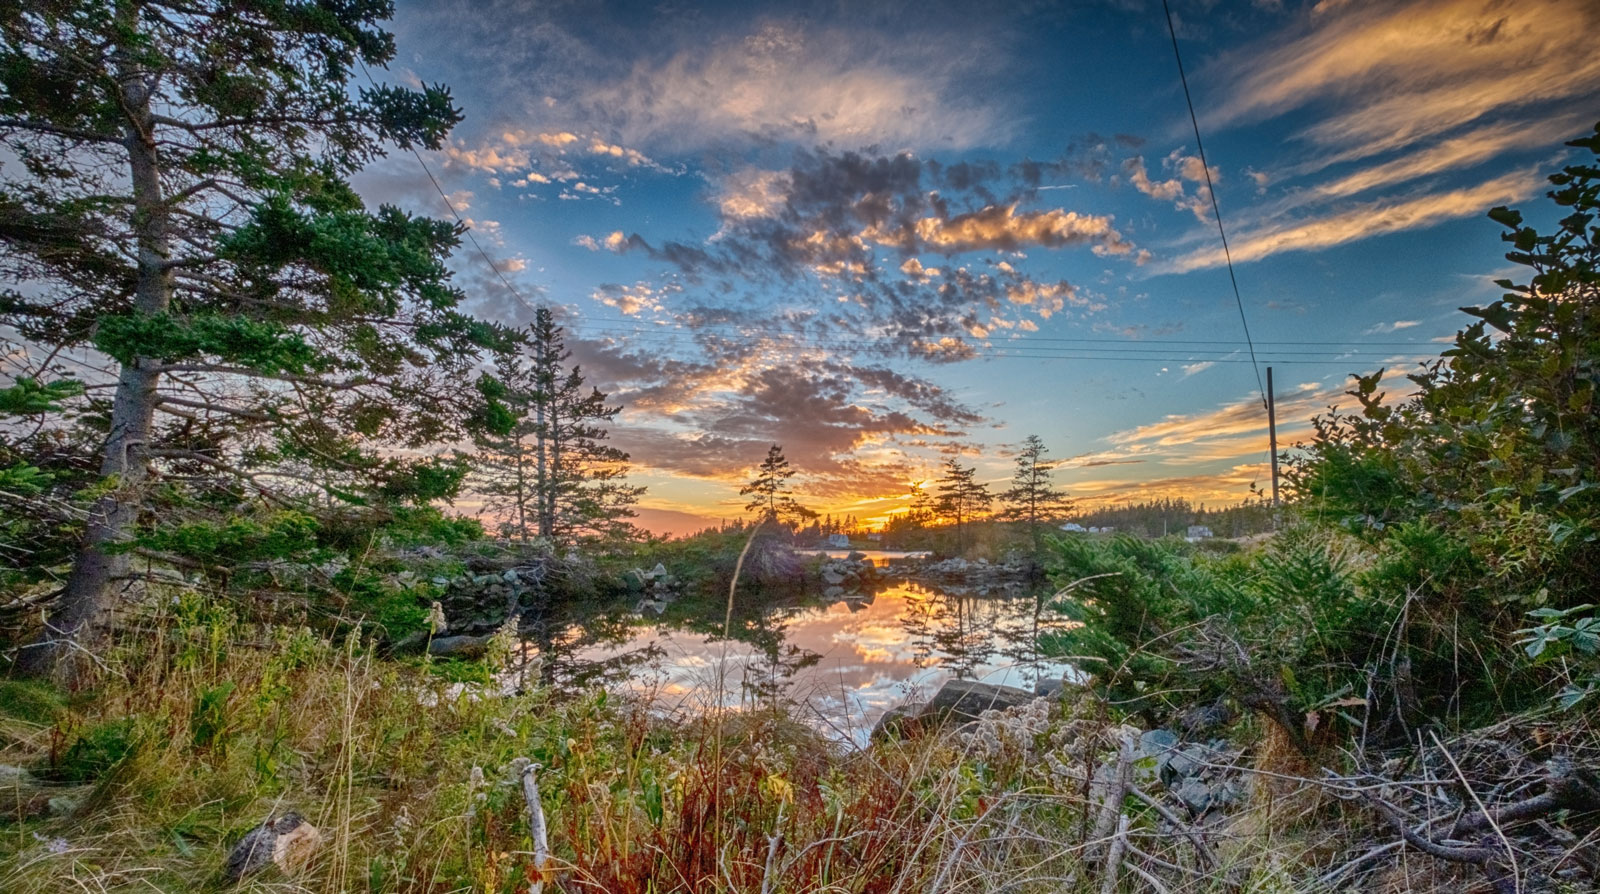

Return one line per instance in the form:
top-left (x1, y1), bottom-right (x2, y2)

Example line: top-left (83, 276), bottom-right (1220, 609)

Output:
top-left (428, 634), bottom-right (494, 659)
top-left (920, 679), bottom-right (1034, 725)
top-left (821, 568), bottom-right (848, 586)
top-left (846, 551), bottom-right (867, 561)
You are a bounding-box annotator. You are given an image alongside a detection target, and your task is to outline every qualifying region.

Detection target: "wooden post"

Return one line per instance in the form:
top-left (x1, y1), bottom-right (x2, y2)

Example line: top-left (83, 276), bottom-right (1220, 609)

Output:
top-left (1267, 366), bottom-right (1280, 507)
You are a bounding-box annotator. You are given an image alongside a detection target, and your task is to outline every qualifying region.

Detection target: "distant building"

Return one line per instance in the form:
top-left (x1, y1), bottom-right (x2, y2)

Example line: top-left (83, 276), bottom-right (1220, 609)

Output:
top-left (826, 533), bottom-right (851, 548)
top-left (1059, 523), bottom-right (1087, 533)
top-left (866, 532), bottom-right (882, 542)
top-left (1185, 525), bottom-right (1214, 541)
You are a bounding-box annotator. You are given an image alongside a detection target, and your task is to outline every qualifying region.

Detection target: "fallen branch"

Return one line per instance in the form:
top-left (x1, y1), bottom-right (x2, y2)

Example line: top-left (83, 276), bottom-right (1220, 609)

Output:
top-left (1100, 813), bottom-right (1129, 894)
top-left (513, 758), bottom-right (550, 894)
top-left (1087, 727), bottom-right (1136, 861)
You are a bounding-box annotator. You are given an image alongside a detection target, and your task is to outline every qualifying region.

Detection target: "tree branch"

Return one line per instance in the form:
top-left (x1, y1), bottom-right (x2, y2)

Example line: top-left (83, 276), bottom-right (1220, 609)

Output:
top-left (0, 118), bottom-right (121, 144)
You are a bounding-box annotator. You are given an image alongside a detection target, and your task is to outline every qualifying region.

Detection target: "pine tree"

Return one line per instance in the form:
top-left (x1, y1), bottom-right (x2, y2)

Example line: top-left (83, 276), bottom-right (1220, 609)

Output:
top-left (473, 309), bottom-right (641, 547)
top-left (1, 2), bottom-right (512, 679)
top-left (740, 445), bottom-right (816, 529)
top-left (934, 457), bottom-right (992, 554)
top-left (999, 435), bottom-right (1073, 554)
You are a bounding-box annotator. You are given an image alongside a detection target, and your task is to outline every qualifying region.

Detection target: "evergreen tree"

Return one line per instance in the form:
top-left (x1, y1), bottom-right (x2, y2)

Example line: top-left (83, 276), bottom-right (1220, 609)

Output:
top-left (740, 445), bottom-right (815, 528)
top-left (998, 435), bottom-right (1072, 553)
top-left (1, 1), bottom-right (512, 678)
top-left (934, 457), bottom-right (992, 554)
top-left (474, 308), bottom-right (641, 546)
top-left (474, 343), bottom-right (541, 541)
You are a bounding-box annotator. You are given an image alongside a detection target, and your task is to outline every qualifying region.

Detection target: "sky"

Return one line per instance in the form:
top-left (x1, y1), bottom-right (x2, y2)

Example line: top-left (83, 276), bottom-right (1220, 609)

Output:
top-left (354, 0), bottom-right (1600, 535)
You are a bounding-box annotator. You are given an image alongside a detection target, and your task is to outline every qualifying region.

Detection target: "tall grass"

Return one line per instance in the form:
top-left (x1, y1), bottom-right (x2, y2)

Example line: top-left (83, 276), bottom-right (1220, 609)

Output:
top-left (0, 580), bottom-right (1335, 893)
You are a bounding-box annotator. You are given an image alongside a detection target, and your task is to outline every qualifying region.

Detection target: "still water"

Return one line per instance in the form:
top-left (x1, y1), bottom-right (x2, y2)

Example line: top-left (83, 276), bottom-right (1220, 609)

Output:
top-left (525, 554), bottom-right (1076, 745)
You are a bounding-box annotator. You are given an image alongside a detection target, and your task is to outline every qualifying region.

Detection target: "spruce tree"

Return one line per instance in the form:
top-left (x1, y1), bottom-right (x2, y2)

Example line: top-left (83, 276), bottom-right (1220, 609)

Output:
top-left (999, 435), bottom-right (1073, 554)
top-left (740, 445), bottom-right (816, 529)
top-left (1, 1), bottom-right (513, 678)
top-left (934, 457), bottom-right (992, 554)
top-left (473, 308), bottom-right (641, 547)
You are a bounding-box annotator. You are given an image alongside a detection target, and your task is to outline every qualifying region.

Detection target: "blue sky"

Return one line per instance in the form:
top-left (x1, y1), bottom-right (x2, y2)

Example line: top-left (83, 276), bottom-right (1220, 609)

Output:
top-left (354, 0), bottom-right (1598, 533)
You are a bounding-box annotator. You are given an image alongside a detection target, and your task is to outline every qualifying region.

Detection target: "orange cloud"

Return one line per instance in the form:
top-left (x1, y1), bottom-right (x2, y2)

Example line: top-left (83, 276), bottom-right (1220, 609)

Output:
top-left (1210, 0), bottom-right (1600, 162)
top-left (910, 204), bottom-right (1137, 257)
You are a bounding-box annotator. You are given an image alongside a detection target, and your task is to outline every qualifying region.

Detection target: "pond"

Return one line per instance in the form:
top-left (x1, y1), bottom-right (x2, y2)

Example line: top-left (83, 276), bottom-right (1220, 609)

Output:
top-left (515, 554), bottom-right (1078, 746)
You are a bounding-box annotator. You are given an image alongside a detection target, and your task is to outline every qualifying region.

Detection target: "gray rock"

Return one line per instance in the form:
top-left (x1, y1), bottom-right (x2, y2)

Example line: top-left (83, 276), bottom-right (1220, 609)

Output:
top-left (428, 634), bottom-right (494, 659)
top-left (1164, 744), bottom-right (1208, 782)
top-left (224, 811), bottom-right (322, 881)
top-left (1174, 778), bottom-right (1214, 815)
top-left (1139, 728), bottom-right (1178, 757)
top-left (46, 794), bottom-right (81, 817)
top-left (919, 679), bottom-right (1034, 724)
top-left (847, 551), bottom-right (867, 561)
top-left (821, 569), bottom-right (847, 586)
top-left (822, 585), bottom-right (847, 600)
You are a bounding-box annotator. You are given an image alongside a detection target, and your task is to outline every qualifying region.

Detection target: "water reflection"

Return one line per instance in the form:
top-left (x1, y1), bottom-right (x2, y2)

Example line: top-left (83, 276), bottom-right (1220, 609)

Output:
top-left (527, 572), bottom-right (1077, 745)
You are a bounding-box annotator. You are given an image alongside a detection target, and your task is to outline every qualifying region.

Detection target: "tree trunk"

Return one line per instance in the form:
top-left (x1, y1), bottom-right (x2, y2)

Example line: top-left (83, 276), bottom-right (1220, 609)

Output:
top-left (16, 55), bottom-right (168, 682)
top-left (533, 334), bottom-right (548, 540)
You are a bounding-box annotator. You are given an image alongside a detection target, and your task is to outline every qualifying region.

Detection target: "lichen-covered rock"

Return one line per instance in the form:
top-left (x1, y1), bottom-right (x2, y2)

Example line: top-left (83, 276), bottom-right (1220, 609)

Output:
top-left (224, 811), bottom-right (321, 881)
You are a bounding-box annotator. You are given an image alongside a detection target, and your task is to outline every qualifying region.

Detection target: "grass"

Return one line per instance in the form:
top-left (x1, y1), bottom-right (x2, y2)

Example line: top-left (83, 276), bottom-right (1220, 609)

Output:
top-left (0, 579), bottom-right (1428, 893)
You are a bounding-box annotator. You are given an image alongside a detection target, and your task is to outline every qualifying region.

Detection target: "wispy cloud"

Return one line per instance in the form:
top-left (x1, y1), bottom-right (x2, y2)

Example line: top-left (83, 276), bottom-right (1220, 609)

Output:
top-left (1207, 0), bottom-right (1600, 163)
top-left (1165, 168), bottom-right (1540, 272)
top-left (1365, 319), bottom-right (1421, 335)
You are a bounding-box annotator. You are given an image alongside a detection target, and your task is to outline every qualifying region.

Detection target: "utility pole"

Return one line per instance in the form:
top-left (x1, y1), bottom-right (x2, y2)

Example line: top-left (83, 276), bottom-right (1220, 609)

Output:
top-left (1266, 366), bottom-right (1280, 507)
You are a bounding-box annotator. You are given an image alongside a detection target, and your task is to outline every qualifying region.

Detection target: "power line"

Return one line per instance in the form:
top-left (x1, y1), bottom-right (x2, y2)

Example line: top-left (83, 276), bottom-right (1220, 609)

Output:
top-left (569, 324), bottom-right (1434, 364)
top-left (1161, 0), bottom-right (1265, 408)
top-left (359, 63), bottom-right (541, 316)
top-left (577, 325), bottom-right (1429, 354)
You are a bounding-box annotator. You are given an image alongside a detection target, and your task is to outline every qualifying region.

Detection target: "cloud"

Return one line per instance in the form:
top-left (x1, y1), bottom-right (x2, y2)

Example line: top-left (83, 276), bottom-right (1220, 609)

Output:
top-left (909, 205), bottom-right (1138, 257)
top-left (1180, 361), bottom-right (1214, 377)
top-left (610, 149), bottom-right (1128, 358)
top-left (1122, 150), bottom-right (1214, 221)
top-left (1364, 319), bottom-right (1421, 334)
top-left (577, 22), bottom-right (1008, 152)
top-left (1297, 117), bottom-right (1578, 202)
top-left (1165, 168), bottom-right (1541, 272)
top-left (565, 333), bottom-right (981, 499)
top-left (574, 230), bottom-right (638, 253)
top-left (714, 168), bottom-right (792, 223)
top-left (1207, 0), bottom-right (1600, 164)
top-left (592, 281), bottom-right (678, 316)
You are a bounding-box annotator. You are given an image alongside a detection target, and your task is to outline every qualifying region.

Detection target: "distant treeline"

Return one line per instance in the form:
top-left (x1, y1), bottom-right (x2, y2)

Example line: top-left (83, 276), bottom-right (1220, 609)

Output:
top-left (1065, 497), bottom-right (1275, 539)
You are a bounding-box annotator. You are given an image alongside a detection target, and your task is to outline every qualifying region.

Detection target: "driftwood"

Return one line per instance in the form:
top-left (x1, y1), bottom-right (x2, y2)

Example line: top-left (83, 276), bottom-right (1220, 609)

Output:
top-left (512, 758), bottom-right (551, 894)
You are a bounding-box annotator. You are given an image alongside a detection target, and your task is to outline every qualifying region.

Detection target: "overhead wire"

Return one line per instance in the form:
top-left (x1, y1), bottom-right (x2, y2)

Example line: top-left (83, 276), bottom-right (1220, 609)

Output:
top-left (1161, 0), bottom-right (1266, 408)
top-left (358, 62), bottom-right (542, 316)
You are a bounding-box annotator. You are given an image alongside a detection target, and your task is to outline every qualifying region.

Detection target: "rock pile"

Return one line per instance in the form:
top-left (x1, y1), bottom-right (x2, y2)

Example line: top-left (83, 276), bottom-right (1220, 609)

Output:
top-left (625, 563), bottom-right (684, 614)
top-left (816, 551), bottom-right (878, 601)
top-left (878, 556), bottom-right (1035, 595)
